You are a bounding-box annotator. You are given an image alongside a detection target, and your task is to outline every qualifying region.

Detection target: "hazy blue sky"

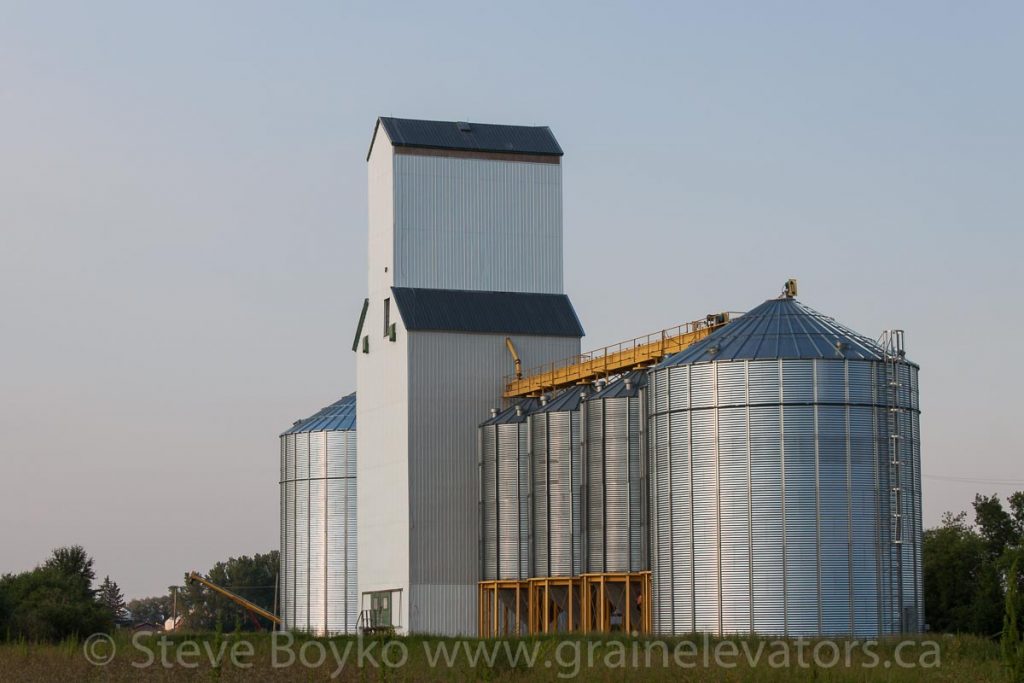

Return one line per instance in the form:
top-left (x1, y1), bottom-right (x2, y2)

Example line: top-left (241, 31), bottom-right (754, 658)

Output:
top-left (2, 1), bottom-right (1022, 599)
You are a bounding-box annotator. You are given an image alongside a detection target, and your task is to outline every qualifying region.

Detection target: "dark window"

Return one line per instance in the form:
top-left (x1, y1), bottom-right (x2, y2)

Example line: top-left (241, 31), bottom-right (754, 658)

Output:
top-left (383, 298), bottom-right (391, 336)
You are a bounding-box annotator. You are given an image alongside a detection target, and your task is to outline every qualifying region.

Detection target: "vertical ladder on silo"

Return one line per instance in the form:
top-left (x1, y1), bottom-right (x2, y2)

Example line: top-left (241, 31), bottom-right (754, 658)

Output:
top-left (882, 330), bottom-right (906, 631)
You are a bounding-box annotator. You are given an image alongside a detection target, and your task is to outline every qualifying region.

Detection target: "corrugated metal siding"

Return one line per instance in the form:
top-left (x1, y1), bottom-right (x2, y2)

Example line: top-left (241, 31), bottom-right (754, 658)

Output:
top-left (407, 332), bottom-right (580, 635)
top-left (648, 358), bottom-right (922, 637)
top-left (480, 426), bottom-right (498, 580)
top-left (530, 408), bottom-right (583, 577)
top-left (583, 389), bottom-right (648, 573)
top-left (280, 427), bottom-right (358, 635)
top-left (497, 423), bottom-right (526, 578)
top-left (479, 419), bottom-right (530, 581)
top-left (409, 585), bottom-right (478, 636)
top-left (393, 154), bottom-right (563, 294)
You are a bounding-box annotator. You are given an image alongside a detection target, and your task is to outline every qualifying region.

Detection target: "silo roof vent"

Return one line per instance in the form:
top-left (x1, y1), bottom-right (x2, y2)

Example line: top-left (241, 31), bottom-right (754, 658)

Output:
top-left (480, 398), bottom-right (539, 426)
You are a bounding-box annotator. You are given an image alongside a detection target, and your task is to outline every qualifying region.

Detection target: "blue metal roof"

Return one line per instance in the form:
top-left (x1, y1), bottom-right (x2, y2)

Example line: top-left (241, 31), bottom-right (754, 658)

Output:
top-left (391, 288), bottom-right (584, 337)
top-left (281, 392), bottom-right (356, 435)
top-left (480, 398), bottom-right (538, 427)
top-left (658, 297), bottom-right (889, 367)
top-left (536, 385), bottom-right (589, 413)
top-left (588, 371), bottom-right (648, 400)
top-left (371, 117), bottom-right (563, 159)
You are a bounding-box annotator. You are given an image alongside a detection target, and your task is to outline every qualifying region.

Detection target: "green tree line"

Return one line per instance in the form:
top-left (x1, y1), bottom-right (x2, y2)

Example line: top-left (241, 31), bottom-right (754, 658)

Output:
top-left (924, 492), bottom-right (1024, 636)
top-left (0, 546), bottom-right (278, 642)
top-left (0, 546), bottom-right (116, 641)
top-left (172, 551), bottom-right (279, 632)
top-left (125, 551), bottom-right (280, 632)
top-left (2, 491), bottom-right (1022, 643)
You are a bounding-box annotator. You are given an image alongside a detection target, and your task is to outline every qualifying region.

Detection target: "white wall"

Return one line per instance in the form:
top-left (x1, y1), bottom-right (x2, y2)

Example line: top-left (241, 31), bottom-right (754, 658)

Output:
top-left (367, 134), bottom-right (394, 298)
top-left (356, 136), bottom-right (410, 630)
top-left (355, 316), bottom-right (410, 631)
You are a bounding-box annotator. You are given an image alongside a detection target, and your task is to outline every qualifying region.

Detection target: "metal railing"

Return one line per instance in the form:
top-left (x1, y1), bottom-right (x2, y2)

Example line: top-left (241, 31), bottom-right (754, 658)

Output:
top-left (503, 312), bottom-right (737, 398)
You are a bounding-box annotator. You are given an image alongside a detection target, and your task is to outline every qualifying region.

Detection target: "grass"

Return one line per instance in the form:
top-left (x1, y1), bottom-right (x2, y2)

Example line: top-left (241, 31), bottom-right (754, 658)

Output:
top-left (0, 631), bottom-right (1008, 682)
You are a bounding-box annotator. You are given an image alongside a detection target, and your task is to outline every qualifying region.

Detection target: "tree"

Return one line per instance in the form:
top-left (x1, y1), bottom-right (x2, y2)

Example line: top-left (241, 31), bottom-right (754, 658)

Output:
top-left (974, 494), bottom-right (1018, 560)
top-left (126, 595), bottom-right (174, 626)
top-left (0, 545), bottom-right (115, 642)
top-left (42, 545), bottom-right (97, 597)
top-left (924, 492), bottom-right (1024, 636)
top-left (1004, 559), bottom-right (1024, 682)
top-left (0, 566), bottom-right (111, 641)
top-left (180, 551), bottom-right (279, 632)
top-left (923, 511), bottom-right (991, 633)
top-left (97, 576), bottom-right (127, 623)
top-left (1011, 492), bottom-right (1024, 540)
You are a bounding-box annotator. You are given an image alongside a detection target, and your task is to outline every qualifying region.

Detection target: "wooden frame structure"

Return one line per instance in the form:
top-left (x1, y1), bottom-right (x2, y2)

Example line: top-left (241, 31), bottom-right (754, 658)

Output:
top-left (478, 572), bottom-right (652, 636)
top-left (579, 571), bottom-right (652, 634)
top-left (527, 577), bottom-right (580, 634)
top-left (478, 580), bottom-right (530, 638)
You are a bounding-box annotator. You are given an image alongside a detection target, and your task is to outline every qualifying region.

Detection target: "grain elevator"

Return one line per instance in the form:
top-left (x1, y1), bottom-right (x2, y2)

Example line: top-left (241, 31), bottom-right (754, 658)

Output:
top-left (278, 117), bottom-right (924, 639)
top-left (355, 118), bottom-right (583, 635)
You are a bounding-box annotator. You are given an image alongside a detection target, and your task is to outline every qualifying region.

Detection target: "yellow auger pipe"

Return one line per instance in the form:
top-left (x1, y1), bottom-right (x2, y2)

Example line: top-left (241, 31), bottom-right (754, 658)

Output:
top-left (505, 336), bottom-right (523, 380)
top-left (186, 571), bottom-right (281, 626)
top-left (503, 314), bottom-right (731, 398)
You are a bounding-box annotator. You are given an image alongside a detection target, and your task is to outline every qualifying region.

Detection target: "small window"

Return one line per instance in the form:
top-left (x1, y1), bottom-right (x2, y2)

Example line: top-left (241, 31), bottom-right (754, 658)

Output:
top-left (383, 298), bottom-right (391, 336)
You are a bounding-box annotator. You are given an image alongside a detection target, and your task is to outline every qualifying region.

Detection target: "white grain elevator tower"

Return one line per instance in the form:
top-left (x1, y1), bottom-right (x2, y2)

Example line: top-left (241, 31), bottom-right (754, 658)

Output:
top-left (355, 117), bottom-right (583, 635)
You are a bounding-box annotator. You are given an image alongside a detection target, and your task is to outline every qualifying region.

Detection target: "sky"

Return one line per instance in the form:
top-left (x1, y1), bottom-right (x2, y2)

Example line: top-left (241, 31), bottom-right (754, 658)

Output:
top-left (1, 1), bottom-right (1022, 600)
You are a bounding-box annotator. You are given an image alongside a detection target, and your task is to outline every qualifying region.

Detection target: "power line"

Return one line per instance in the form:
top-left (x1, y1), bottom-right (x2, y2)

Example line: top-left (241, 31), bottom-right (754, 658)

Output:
top-left (924, 474), bottom-right (1024, 486)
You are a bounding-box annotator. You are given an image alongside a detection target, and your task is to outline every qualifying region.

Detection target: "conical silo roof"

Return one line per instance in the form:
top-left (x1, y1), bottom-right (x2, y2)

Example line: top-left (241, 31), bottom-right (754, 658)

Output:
top-left (480, 398), bottom-right (538, 427)
top-left (588, 371), bottom-right (648, 400)
top-left (281, 392), bottom-right (356, 435)
top-left (536, 385), bottom-right (589, 413)
top-left (658, 297), bottom-right (890, 367)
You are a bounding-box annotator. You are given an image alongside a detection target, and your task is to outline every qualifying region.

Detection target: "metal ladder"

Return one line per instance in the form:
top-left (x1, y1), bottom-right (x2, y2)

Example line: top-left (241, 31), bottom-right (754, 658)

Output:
top-left (881, 329), bottom-right (906, 630)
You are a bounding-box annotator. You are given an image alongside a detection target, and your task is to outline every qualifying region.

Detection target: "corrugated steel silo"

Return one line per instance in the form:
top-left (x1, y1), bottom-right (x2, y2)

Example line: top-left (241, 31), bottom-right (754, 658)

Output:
top-left (280, 393), bottom-right (358, 634)
top-left (479, 400), bottom-right (537, 581)
top-left (648, 296), bottom-right (922, 637)
top-left (582, 372), bottom-right (649, 573)
top-left (529, 388), bottom-right (586, 577)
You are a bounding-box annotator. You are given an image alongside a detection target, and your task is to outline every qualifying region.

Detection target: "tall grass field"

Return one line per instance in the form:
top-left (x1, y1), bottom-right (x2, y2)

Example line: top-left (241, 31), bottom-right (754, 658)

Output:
top-left (0, 631), bottom-right (1008, 682)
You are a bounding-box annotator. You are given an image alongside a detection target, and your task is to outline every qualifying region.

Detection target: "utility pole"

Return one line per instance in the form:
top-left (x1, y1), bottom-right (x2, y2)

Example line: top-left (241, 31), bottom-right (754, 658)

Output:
top-left (272, 574), bottom-right (279, 631)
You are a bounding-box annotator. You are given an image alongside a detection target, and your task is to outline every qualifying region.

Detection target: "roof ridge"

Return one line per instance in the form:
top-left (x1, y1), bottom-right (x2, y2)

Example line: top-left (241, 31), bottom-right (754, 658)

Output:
top-left (369, 117), bottom-right (563, 159)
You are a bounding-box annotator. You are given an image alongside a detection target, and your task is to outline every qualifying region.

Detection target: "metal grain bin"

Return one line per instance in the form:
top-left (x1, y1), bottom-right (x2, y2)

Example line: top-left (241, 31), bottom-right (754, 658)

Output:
top-left (648, 296), bottom-right (921, 637)
top-left (479, 400), bottom-right (537, 581)
top-left (582, 372), bottom-right (648, 574)
top-left (530, 388), bottom-right (586, 577)
top-left (280, 393), bottom-right (358, 634)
